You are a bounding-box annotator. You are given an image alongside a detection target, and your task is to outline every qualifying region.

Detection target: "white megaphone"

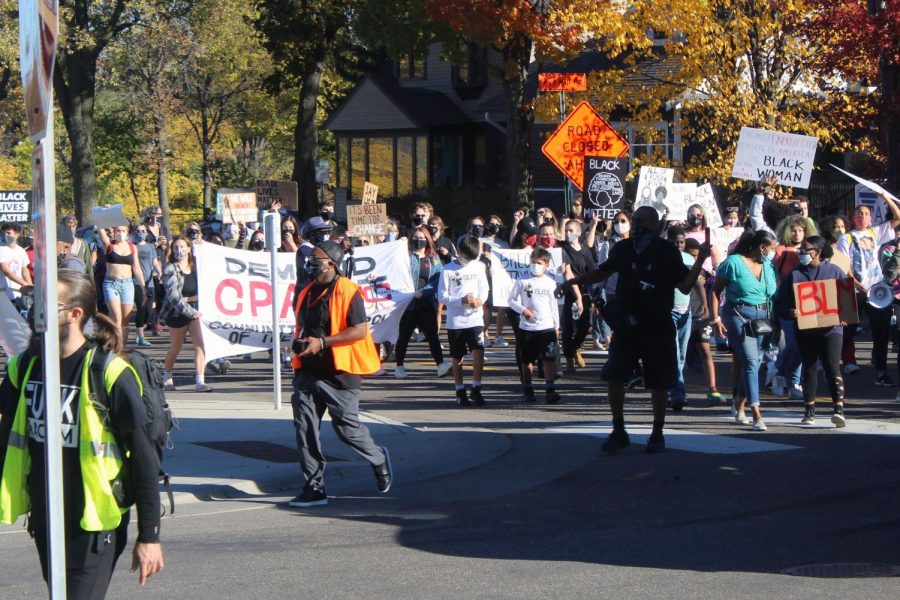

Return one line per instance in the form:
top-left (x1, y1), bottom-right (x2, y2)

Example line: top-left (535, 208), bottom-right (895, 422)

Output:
top-left (867, 282), bottom-right (894, 309)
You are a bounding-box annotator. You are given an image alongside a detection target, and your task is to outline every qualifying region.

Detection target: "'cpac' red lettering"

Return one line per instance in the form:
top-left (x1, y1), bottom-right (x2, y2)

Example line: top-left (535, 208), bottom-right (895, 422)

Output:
top-left (248, 281), bottom-right (272, 317)
top-left (216, 279), bottom-right (242, 316)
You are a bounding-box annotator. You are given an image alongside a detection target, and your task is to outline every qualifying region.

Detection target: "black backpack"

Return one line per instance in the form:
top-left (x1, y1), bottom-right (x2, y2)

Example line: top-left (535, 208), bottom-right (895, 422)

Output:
top-left (90, 347), bottom-right (178, 515)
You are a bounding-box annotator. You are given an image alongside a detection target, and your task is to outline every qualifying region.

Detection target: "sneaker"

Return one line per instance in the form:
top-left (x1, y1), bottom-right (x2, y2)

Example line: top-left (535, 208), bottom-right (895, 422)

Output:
top-left (601, 429), bottom-right (631, 453)
top-left (645, 431), bottom-right (666, 454)
top-left (136, 338), bottom-right (152, 347)
top-left (732, 402), bottom-right (749, 425)
top-left (707, 391), bottom-right (726, 405)
top-left (436, 361), bottom-right (452, 377)
top-left (523, 389), bottom-right (537, 403)
top-left (456, 388), bottom-right (471, 407)
top-left (373, 447), bottom-right (393, 493)
top-left (546, 390), bottom-right (561, 405)
top-left (789, 385), bottom-right (804, 400)
top-left (875, 374), bottom-right (895, 387)
top-left (574, 349), bottom-right (586, 368)
top-left (670, 398), bottom-right (686, 412)
top-left (288, 486), bottom-right (328, 507)
top-left (206, 362), bottom-right (222, 375)
top-left (563, 358), bottom-right (577, 375)
top-left (483, 337), bottom-right (493, 348)
top-left (843, 363), bottom-right (861, 375)
top-left (195, 383), bottom-right (213, 393)
top-left (801, 404), bottom-right (816, 425)
top-left (493, 335), bottom-right (509, 348)
top-left (470, 387), bottom-right (486, 407)
top-left (411, 331), bottom-right (425, 343)
top-left (369, 369), bottom-right (387, 377)
top-left (831, 406), bottom-right (846, 428)
top-left (394, 366), bottom-right (408, 379)
top-left (163, 382), bottom-right (177, 392)
top-left (593, 339), bottom-right (606, 351)
top-left (772, 376), bottom-right (787, 396)
top-left (752, 419), bottom-right (768, 431)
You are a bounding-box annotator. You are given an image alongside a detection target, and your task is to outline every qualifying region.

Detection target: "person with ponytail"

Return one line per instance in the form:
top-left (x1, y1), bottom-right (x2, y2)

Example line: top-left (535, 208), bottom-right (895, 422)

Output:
top-left (774, 236), bottom-right (849, 426)
top-left (160, 236), bottom-right (210, 392)
top-left (713, 229), bottom-right (778, 431)
top-left (0, 270), bottom-right (164, 595)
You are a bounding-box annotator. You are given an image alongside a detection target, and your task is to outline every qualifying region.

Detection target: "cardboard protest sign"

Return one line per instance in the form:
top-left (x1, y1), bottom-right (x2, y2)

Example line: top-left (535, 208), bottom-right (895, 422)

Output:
top-left (490, 247), bottom-right (564, 308)
top-left (19, 0), bottom-right (58, 141)
top-left (665, 183), bottom-right (695, 221)
top-left (347, 202), bottom-right (388, 238)
top-left (582, 155), bottom-right (628, 221)
top-left (834, 164), bottom-right (899, 203)
top-left (732, 127), bottom-right (819, 188)
top-left (794, 278), bottom-right (858, 330)
top-left (194, 240), bottom-right (414, 360)
top-left (91, 204), bottom-right (129, 229)
top-left (362, 182), bottom-right (379, 204)
top-left (683, 183), bottom-right (723, 227)
top-left (216, 189), bottom-right (258, 224)
top-left (256, 179), bottom-right (298, 211)
top-left (635, 167), bottom-right (674, 218)
top-left (0, 190), bottom-right (33, 223)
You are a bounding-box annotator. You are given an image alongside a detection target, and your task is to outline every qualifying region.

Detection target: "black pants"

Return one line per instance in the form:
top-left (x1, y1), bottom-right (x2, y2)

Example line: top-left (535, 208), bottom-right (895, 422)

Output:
top-left (33, 516), bottom-right (129, 600)
top-left (134, 284), bottom-right (154, 329)
top-left (798, 332), bottom-right (844, 404)
top-left (845, 293), bottom-right (891, 371)
top-left (562, 295), bottom-right (592, 357)
top-left (395, 300), bottom-right (443, 366)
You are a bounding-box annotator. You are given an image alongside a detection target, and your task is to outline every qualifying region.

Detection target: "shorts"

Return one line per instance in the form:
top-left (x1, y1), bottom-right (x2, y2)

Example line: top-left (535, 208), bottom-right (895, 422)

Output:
top-left (164, 300), bottom-right (198, 329)
top-left (519, 328), bottom-right (559, 363)
top-left (690, 318), bottom-right (712, 345)
top-left (602, 331), bottom-right (678, 389)
top-left (447, 326), bottom-right (485, 359)
top-left (103, 277), bottom-right (135, 305)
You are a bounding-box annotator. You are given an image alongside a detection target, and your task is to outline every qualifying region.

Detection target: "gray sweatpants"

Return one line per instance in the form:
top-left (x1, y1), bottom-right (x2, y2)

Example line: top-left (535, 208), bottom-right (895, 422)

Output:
top-left (291, 373), bottom-right (385, 489)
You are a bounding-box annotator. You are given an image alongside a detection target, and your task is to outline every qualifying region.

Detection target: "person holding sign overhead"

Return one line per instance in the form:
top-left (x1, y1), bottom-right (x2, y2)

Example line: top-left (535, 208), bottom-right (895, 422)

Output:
top-left (774, 236), bottom-right (848, 426)
top-left (98, 224), bottom-right (146, 342)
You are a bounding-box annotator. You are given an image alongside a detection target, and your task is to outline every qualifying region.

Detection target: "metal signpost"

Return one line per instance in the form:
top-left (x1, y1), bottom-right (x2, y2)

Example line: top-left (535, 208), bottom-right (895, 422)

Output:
top-left (264, 211), bottom-right (283, 410)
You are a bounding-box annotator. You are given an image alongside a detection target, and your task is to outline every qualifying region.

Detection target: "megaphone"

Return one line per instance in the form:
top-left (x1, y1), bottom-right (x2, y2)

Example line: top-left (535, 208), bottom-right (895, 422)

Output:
top-left (867, 282), bottom-right (894, 309)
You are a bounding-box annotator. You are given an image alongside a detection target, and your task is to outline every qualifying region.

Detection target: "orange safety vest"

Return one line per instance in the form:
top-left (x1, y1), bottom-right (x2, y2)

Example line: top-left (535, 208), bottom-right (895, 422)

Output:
top-left (291, 276), bottom-right (381, 375)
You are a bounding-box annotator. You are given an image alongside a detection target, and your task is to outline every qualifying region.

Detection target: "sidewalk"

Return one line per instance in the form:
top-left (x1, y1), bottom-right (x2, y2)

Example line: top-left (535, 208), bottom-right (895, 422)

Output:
top-left (164, 387), bottom-right (511, 505)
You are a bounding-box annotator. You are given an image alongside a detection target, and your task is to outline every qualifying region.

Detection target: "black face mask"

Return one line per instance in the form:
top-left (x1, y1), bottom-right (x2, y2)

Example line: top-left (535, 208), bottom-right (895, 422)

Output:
top-left (429, 226), bottom-right (440, 238)
top-left (471, 225), bottom-right (485, 237)
top-left (687, 216), bottom-right (703, 228)
top-left (487, 223), bottom-right (500, 235)
top-left (320, 210), bottom-right (333, 221)
top-left (249, 240), bottom-right (264, 251)
top-left (187, 230), bottom-right (200, 240)
top-left (413, 239), bottom-right (427, 251)
top-left (305, 259), bottom-right (325, 279)
top-left (309, 230), bottom-right (330, 245)
top-left (413, 215), bottom-right (427, 226)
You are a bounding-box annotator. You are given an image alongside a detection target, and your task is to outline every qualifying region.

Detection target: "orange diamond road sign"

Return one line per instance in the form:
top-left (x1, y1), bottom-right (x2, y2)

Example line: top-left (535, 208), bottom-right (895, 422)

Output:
top-left (541, 101), bottom-right (629, 190)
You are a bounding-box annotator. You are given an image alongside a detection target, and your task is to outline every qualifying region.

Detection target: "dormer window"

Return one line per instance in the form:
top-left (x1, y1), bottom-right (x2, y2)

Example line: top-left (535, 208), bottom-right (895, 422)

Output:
top-left (397, 52), bottom-right (426, 80)
top-left (452, 43), bottom-right (487, 99)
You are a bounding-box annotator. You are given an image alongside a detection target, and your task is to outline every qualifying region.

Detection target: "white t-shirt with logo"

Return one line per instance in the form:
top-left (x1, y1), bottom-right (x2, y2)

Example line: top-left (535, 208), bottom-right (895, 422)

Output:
top-left (508, 273), bottom-right (561, 332)
top-left (438, 260), bottom-right (490, 330)
top-left (0, 244), bottom-right (30, 298)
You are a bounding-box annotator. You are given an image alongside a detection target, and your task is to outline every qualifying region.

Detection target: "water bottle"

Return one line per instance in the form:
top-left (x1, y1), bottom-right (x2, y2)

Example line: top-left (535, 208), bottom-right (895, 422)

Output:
top-left (571, 302), bottom-right (580, 320)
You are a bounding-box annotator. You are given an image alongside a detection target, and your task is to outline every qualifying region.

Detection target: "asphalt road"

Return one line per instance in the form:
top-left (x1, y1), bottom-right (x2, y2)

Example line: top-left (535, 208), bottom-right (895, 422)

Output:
top-left (1, 334), bottom-right (898, 598)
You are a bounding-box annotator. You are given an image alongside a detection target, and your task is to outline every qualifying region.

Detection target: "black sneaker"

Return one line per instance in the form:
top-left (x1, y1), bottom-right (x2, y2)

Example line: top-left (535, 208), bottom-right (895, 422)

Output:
top-left (669, 398), bottom-right (686, 412)
top-left (523, 388), bottom-right (537, 402)
top-left (875, 374), bottom-right (895, 387)
top-left (601, 429), bottom-right (631, 453)
top-left (456, 388), bottom-right (471, 407)
top-left (801, 404), bottom-right (816, 425)
top-left (373, 447), bottom-right (393, 493)
top-left (831, 405), bottom-right (846, 428)
top-left (546, 390), bottom-right (561, 404)
top-left (288, 486), bottom-right (328, 507)
top-left (645, 431), bottom-right (666, 454)
top-left (470, 387), bottom-right (486, 407)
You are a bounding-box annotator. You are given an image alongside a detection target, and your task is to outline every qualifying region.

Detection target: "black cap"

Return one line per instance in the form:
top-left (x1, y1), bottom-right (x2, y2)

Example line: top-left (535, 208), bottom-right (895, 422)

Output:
top-left (517, 216), bottom-right (539, 237)
top-left (316, 240), bottom-right (344, 274)
top-left (57, 223), bottom-right (75, 245)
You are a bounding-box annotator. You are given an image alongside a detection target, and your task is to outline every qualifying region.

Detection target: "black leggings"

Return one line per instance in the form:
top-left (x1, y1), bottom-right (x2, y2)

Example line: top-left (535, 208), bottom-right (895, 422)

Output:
top-left (845, 294), bottom-right (891, 370)
top-left (562, 295), bottom-right (592, 357)
top-left (134, 284), bottom-right (154, 328)
top-left (395, 300), bottom-right (443, 366)
top-left (798, 332), bottom-right (844, 404)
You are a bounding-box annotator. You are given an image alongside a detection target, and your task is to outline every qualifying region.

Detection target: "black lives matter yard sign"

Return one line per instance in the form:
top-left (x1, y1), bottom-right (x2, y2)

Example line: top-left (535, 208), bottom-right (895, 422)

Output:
top-left (0, 190), bottom-right (33, 223)
top-left (582, 156), bottom-right (628, 221)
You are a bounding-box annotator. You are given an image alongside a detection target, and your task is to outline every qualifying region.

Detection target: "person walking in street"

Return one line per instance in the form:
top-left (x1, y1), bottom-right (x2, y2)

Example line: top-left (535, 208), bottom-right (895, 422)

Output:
top-left (560, 219), bottom-right (592, 374)
top-left (98, 224), bottom-right (146, 342)
top-left (132, 224), bottom-right (161, 347)
top-left (0, 270), bottom-right (164, 597)
top-left (288, 241), bottom-right (392, 507)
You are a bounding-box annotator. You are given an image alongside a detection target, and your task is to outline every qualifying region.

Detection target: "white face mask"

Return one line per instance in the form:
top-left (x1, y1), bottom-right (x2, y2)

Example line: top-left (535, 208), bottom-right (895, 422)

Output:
top-left (116, 231), bottom-right (128, 243)
top-left (614, 222), bottom-right (630, 235)
top-left (566, 232), bottom-right (579, 244)
top-left (530, 263), bottom-right (546, 277)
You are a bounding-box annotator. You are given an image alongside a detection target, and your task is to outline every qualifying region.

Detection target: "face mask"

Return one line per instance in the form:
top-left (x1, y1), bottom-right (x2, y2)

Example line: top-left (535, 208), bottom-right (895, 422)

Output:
top-left (632, 228), bottom-right (653, 253)
top-left (249, 240), bottom-right (264, 251)
top-left (321, 210), bottom-right (333, 221)
top-left (566, 232), bottom-right (578, 244)
top-left (413, 215), bottom-right (427, 226)
top-left (429, 226), bottom-right (440, 238)
top-left (687, 216), bottom-right (703, 228)
top-left (4, 234), bottom-right (15, 246)
top-left (173, 247), bottom-right (188, 261)
top-left (305, 259), bottom-right (325, 279)
top-left (539, 236), bottom-right (556, 248)
top-left (853, 214), bottom-right (871, 230)
top-left (385, 231), bottom-right (397, 242)
top-left (726, 219), bottom-right (740, 228)
top-left (187, 230), bottom-right (200, 240)
top-left (137, 233), bottom-right (147, 242)
top-left (799, 252), bottom-right (813, 266)
top-left (413, 239), bottom-right (427, 251)
top-left (524, 234), bottom-right (538, 247)
top-left (530, 263), bottom-right (546, 276)
top-left (487, 223), bottom-right (500, 236)
top-left (614, 222), bottom-right (630, 235)
top-left (116, 232), bottom-right (128, 243)
top-left (471, 225), bottom-right (485, 237)
top-left (148, 216), bottom-right (157, 225)
top-left (762, 250), bottom-right (774, 263)
top-left (832, 228), bottom-right (845, 238)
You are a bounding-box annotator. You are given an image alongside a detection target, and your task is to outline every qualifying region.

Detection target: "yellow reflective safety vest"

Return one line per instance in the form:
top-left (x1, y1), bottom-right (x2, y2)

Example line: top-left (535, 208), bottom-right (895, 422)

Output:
top-left (0, 347), bottom-right (140, 531)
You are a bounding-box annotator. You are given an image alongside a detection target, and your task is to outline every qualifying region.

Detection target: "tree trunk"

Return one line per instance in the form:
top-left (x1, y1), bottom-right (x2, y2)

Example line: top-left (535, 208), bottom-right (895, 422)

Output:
top-left (54, 49), bottom-right (99, 225)
top-left (154, 116), bottom-right (171, 225)
top-left (292, 65), bottom-right (323, 217)
top-left (201, 109), bottom-right (212, 210)
top-left (882, 59), bottom-right (899, 189)
top-left (502, 36), bottom-right (534, 212)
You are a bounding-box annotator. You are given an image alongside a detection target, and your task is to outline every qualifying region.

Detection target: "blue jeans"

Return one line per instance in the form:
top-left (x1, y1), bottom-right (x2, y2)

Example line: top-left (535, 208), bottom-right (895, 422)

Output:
top-left (103, 277), bottom-right (135, 305)
top-left (592, 288), bottom-right (611, 342)
top-left (668, 309), bottom-right (692, 403)
top-left (776, 319), bottom-right (802, 386)
top-left (722, 303), bottom-right (769, 407)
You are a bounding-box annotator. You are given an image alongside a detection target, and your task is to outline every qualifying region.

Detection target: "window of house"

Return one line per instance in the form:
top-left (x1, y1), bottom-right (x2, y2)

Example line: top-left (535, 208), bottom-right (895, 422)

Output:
top-left (368, 137), bottom-right (395, 197)
top-left (397, 137), bottom-right (414, 196)
top-left (397, 52), bottom-right (426, 80)
top-left (336, 137), bottom-right (350, 188)
top-left (614, 122), bottom-right (673, 163)
top-left (453, 43), bottom-right (487, 88)
top-left (350, 138), bottom-right (366, 198)
top-left (431, 134), bottom-right (463, 188)
top-left (415, 136), bottom-right (428, 192)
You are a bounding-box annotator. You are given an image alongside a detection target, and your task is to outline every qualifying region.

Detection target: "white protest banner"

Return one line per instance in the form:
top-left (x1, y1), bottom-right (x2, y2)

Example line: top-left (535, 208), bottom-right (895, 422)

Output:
top-left (635, 166), bottom-right (674, 218)
top-left (195, 240), bottom-right (414, 361)
top-left (490, 247), bottom-right (564, 308)
top-left (732, 127), bottom-right (818, 188)
top-left (91, 203), bottom-right (129, 229)
top-left (684, 183), bottom-right (723, 227)
top-left (0, 190), bottom-right (32, 223)
top-left (832, 164), bottom-right (899, 203)
top-left (216, 189), bottom-right (258, 224)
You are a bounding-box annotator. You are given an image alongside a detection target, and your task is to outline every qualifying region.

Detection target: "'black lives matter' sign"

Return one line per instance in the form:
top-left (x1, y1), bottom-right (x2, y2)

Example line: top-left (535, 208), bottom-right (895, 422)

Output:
top-left (0, 191), bottom-right (33, 223)
top-left (582, 156), bottom-right (628, 221)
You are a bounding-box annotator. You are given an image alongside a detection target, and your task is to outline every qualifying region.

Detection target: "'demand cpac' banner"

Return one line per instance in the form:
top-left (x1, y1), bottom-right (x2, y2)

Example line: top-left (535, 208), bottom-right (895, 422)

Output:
top-left (490, 247), bottom-right (564, 308)
top-left (194, 240), bottom-right (414, 361)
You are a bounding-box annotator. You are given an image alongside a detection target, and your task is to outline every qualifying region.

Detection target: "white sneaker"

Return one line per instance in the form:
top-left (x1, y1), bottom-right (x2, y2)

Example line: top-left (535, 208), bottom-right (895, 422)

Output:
top-left (788, 385), bottom-right (804, 400)
top-left (843, 363), bottom-right (861, 375)
top-left (493, 335), bottom-right (509, 348)
top-left (436, 361), bottom-right (452, 377)
top-left (731, 402), bottom-right (750, 425)
top-left (752, 419), bottom-right (768, 432)
top-left (411, 331), bottom-right (425, 343)
top-left (483, 337), bottom-right (493, 348)
top-left (772, 376), bottom-right (787, 396)
top-left (394, 366), bottom-right (408, 379)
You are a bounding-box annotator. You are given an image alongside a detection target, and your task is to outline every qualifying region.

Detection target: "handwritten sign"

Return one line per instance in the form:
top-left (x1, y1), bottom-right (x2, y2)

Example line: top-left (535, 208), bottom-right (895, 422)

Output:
top-left (217, 191), bottom-right (258, 224)
top-left (683, 183), bottom-right (723, 227)
top-left (635, 167), bottom-right (674, 218)
top-left (347, 202), bottom-right (388, 237)
top-left (794, 278), bottom-right (858, 330)
top-left (732, 127), bottom-right (819, 188)
top-left (362, 182), bottom-right (379, 204)
top-left (256, 179), bottom-right (298, 211)
top-left (582, 156), bottom-right (628, 221)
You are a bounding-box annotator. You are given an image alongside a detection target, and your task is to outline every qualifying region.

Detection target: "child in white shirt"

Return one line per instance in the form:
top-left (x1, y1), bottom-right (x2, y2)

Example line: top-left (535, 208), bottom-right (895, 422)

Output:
top-left (508, 247), bottom-right (561, 403)
top-left (437, 236), bottom-right (490, 406)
